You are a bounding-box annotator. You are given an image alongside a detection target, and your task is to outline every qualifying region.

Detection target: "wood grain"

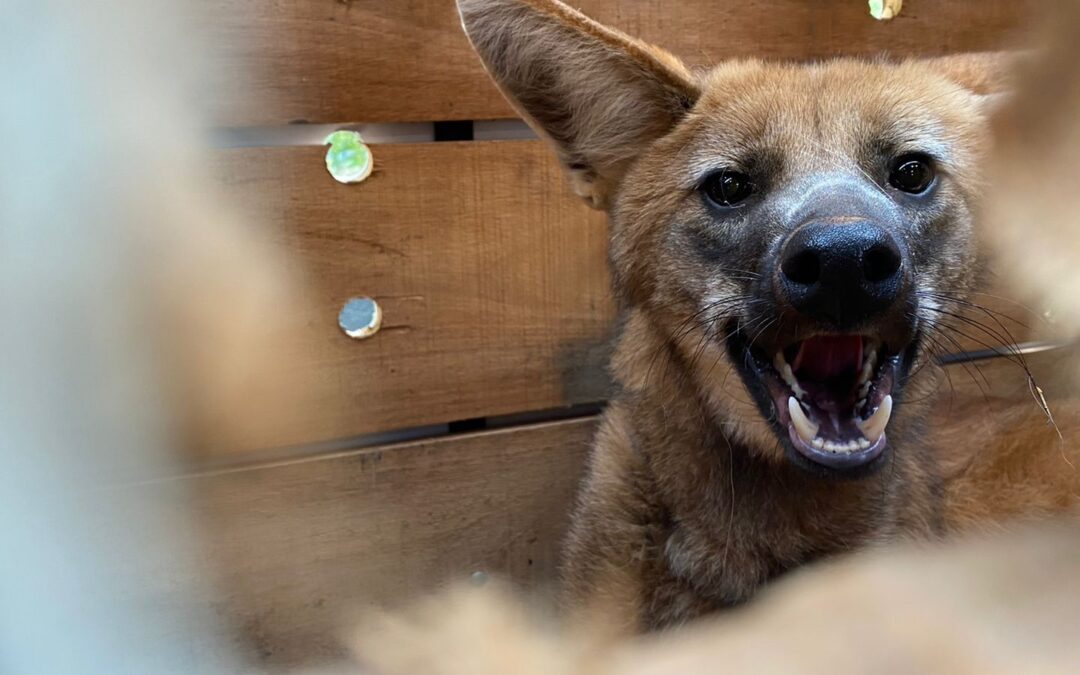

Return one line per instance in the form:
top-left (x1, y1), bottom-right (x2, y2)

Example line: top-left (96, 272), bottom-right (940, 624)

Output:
top-left (200, 0), bottom-right (1034, 126)
top-left (213, 140), bottom-right (612, 450)
top-left (188, 417), bottom-right (595, 667)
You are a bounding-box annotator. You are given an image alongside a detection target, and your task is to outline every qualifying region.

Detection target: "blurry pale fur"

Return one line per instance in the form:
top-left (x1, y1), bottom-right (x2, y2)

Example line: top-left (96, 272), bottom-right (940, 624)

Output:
top-left (1, 0), bottom-right (299, 671)
top-left (981, 1), bottom-right (1080, 338)
top-left (356, 526), bottom-right (1080, 675)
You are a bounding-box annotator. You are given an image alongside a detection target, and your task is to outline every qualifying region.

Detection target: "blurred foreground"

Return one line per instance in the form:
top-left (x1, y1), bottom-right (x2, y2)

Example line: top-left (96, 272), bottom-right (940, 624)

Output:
top-left (4, 1), bottom-right (1080, 674)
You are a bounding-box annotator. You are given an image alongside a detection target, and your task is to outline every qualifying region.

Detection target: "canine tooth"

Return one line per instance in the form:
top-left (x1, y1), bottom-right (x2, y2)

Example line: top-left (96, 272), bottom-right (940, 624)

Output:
top-left (865, 347), bottom-right (877, 367)
top-left (774, 356), bottom-right (807, 399)
top-left (788, 396), bottom-right (819, 443)
top-left (855, 395), bottom-right (893, 442)
top-left (858, 357), bottom-right (874, 385)
top-left (858, 437), bottom-right (871, 450)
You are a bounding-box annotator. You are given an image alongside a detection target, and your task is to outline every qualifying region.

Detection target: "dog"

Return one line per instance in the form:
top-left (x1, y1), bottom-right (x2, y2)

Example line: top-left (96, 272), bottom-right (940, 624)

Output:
top-left (456, 0), bottom-right (1080, 631)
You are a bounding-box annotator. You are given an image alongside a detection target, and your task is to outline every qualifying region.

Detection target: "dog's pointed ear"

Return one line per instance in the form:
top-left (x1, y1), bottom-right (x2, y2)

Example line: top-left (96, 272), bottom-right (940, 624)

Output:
top-left (921, 51), bottom-right (1026, 114)
top-left (457, 0), bottom-right (700, 209)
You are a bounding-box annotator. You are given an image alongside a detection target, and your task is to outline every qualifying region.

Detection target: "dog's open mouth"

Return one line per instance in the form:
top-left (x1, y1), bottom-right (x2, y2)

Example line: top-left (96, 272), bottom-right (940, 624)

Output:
top-left (739, 333), bottom-right (907, 473)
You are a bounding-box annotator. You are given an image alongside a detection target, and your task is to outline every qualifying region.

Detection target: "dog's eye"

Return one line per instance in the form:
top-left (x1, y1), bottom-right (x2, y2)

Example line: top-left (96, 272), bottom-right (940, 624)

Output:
top-left (888, 154), bottom-right (935, 194)
top-left (702, 169), bottom-right (755, 207)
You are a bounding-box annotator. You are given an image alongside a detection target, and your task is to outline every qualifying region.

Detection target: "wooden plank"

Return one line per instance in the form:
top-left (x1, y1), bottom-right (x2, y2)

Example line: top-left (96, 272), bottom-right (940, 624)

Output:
top-left (201, 0), bottom-right (1034, 126)
top-left (189, 417), bottom-right (595, 667)
top-left (213, 140), bottom-right (612, 450)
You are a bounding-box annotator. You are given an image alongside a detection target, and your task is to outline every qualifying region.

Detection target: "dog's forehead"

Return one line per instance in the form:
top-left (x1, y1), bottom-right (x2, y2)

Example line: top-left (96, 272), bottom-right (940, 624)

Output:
top-left (675, 59), bottom-right (972, 178)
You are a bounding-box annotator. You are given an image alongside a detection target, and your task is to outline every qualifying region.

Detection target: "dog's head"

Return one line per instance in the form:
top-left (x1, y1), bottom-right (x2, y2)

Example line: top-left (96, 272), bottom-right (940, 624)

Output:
top-left (459, 0), bottom-right (1007, 477)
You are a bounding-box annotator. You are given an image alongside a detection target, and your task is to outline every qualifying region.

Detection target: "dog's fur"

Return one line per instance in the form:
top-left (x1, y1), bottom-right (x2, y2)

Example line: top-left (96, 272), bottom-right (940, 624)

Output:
top-left (457, 0), bottom-right (1080, 630)
top-left (357, 524), bottom-right (1080, 675)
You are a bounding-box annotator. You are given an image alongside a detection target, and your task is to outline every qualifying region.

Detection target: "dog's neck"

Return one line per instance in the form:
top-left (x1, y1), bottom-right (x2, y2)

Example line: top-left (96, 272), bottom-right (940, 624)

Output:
top-left (609, 307), bottom-right (944, 613)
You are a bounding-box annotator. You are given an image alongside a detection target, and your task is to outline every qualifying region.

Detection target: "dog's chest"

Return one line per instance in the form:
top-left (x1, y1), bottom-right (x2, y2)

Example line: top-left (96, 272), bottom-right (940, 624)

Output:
top-left (645, 476), bottom-right (901, 627)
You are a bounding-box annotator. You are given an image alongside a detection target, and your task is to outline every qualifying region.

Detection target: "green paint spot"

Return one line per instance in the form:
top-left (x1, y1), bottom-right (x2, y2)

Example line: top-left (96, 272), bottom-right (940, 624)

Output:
top-left (324, 130), bottom-right (373, 184)
top-left (868, 0), bottom-right (901, 20)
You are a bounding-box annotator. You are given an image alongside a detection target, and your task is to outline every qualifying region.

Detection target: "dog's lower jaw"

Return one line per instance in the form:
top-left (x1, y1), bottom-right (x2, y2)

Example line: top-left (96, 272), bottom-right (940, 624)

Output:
top-left (560, 313), bottom-right (945, 630)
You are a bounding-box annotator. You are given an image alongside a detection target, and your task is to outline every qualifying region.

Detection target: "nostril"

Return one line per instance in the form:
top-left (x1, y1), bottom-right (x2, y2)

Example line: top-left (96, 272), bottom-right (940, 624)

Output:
top-left (862, 243), bottom-right (902, 283)
top-left (782, 249), bottom-right (821, 286)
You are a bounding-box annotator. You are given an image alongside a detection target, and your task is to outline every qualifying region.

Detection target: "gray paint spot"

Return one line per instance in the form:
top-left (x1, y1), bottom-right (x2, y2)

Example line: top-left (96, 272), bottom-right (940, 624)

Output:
top-left (339, 297), bottom-right (382, 339)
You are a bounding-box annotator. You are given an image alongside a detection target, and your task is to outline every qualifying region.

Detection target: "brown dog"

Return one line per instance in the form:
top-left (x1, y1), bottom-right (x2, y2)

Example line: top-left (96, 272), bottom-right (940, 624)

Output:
top-left (456, 0), bottom-right (1078, 631)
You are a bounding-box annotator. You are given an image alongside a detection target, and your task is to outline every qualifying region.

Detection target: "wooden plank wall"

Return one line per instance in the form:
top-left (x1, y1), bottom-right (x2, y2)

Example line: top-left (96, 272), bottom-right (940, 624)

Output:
top-left (190, 0), bottom-right (1046, 668)
top-left (200, 0), bottom-right (1034, 125)
top-left (190, 418), bottom-right (595, 666)
top-left (214, 142), bottom-right (611, 450)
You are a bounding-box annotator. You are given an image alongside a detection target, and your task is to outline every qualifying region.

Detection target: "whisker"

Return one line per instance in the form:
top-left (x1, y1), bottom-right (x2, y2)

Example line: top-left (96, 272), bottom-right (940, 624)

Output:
top-left (919, 304), bottom-right (1030, 366)
top-left (917, 291), bottom-right (1034, 330)
top-left (923, 324), bottom-right (993, 404)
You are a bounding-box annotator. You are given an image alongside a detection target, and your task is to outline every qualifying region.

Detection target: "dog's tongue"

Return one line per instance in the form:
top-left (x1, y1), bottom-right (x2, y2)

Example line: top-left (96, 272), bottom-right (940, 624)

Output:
top-left (793, 335), bottom-right (863, 381)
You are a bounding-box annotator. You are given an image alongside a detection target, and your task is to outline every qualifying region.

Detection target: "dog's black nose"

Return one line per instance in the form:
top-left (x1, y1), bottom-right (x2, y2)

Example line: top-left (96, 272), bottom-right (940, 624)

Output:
top-left (779, 221), bottom-right (905, 327)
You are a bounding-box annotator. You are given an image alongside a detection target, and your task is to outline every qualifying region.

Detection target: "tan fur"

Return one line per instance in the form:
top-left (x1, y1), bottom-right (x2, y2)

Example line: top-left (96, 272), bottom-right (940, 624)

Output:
top-left (457, 0), bottom-right (1080, 631)
top-left (355, 526), bottom-right (1080, 675)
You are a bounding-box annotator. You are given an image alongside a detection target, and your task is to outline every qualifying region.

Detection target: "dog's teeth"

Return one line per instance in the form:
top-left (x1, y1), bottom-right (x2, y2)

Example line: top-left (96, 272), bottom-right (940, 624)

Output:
top-left (857, 348), bottom-right (876, 385)
top-left (775, 354), bottom-right (807, 399)
top-left (823, 440), bottom-right (852, 454)
top-left (788, 396), bottom-right (819, 443)
top-left (858, 360), bottom-right (873, 385)
top-left (823, 439), bottom-right (860, 454)
top-left (812, 437), bottom-right (825, 449)
top-left (857, 437), bottom-right (871, 450)
top-left (855, 395), bottom-right (893, 442)
top-left (856, 397), bottom-right (867, 411)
